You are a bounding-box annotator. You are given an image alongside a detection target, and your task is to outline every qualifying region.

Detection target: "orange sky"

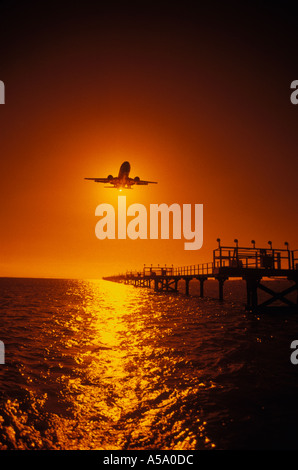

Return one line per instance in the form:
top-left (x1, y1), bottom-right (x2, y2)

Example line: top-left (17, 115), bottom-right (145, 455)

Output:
top-left (0, 2), bottom-right (298, 278)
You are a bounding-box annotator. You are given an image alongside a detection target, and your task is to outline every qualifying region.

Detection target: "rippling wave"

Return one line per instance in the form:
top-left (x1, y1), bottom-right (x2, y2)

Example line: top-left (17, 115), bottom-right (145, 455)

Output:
top-left (0, 277), bottom-right (297, 449)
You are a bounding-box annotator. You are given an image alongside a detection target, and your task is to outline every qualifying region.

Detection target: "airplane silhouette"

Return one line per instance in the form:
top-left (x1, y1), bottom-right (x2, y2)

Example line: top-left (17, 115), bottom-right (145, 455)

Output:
top-left (85, 161), bottom-right (157, 189)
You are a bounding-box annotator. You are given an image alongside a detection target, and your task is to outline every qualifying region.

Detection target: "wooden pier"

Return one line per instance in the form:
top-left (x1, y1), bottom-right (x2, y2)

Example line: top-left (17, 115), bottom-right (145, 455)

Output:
top-left (103, 239), bottom-right (298, 313)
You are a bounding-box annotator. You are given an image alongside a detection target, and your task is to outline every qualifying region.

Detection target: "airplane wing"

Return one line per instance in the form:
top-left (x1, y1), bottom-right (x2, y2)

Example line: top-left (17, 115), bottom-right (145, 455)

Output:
top-left (85, 178), bottom-right (110, 183)
top-left (134, 180), bottom-right (158, 185)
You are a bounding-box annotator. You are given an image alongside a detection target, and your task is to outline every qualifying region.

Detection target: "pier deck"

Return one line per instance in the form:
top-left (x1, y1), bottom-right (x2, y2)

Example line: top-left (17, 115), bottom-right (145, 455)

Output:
top-left (103, 240), bottom-right (298, 313)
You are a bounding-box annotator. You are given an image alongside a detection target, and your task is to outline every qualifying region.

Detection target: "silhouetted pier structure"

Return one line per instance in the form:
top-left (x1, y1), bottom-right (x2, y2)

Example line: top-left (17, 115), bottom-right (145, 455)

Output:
top-left (103, 239), bottom-right (298, 313)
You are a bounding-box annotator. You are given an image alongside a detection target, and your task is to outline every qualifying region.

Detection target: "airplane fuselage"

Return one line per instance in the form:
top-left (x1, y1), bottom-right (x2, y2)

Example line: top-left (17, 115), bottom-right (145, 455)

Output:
top-left (117, 161), bottom-right (131, 187)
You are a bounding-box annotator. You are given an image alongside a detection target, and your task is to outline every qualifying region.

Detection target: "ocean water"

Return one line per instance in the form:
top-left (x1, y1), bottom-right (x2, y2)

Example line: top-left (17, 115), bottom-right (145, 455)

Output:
top-left (0, 277), bottom-right (297, 450)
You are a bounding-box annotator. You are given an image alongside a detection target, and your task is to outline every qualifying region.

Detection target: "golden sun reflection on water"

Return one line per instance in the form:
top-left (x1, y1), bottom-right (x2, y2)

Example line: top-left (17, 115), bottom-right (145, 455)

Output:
top-left (2, 278), bottom-right (297, 450)
top-left (30, 279), bottom-right (215, 450)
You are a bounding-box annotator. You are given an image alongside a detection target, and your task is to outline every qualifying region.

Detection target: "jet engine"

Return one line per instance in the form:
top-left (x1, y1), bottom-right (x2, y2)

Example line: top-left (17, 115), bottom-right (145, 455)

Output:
top-left (107, 175), bottom-right (113, 181)
top-left (134, 176), bottom-right (140, 182)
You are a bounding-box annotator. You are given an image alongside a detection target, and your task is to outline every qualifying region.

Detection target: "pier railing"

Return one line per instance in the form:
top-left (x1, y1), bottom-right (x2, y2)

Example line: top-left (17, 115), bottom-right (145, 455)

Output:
top-left (122, 243), bottom-right (298, 280)
top-left (213, 245), bottom-right (293, 270)
top-left (141, 263), bottom-right (214, 277)
top-left (173, 263), bottom-right (214, 275)
top-left (292, 250), bottom-right (298, 270)
top-left (138, 245), bottom-right (297, 279)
